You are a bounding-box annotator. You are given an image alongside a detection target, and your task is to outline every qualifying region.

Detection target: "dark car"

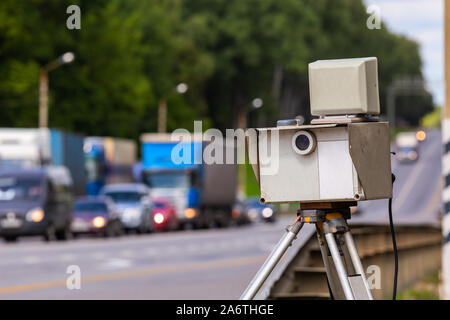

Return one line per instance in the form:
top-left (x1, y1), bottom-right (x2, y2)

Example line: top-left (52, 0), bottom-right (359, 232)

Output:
top-left (152, 198), bottom-right (178, 232)
top-left (71, 196), bottom-right (123, 237)
top-left (0, 166), bottom-right (74, 242)
top-left (245, 198), bottom-right (277, 223)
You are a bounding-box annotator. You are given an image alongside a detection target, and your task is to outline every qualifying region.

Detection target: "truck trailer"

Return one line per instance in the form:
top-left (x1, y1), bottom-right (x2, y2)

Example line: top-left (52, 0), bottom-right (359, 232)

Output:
top-left (139, 133), bottom-right (237, 229)
top-left (0, 128), bottom-right (86, 195)
top-left (84, 137), bottom-right (137, 195)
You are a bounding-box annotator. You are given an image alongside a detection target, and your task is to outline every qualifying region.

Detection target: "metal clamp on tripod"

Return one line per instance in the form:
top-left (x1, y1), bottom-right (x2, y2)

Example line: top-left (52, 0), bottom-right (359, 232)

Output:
top-left (240, 203), bottom-right (373, 300)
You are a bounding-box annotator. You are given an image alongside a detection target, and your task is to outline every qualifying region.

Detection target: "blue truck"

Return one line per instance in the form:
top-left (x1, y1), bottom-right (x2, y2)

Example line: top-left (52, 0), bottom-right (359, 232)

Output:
top-left (138, 133), bottom-right (237, 229)
top-left (0, 128), bottom-right (86, 195)
top-left (83, 137), bottom-right (137, 196)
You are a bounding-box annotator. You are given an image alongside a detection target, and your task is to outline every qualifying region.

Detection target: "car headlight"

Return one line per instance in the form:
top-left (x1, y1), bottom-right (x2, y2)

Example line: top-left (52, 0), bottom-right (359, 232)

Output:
top-left (92, 216), bottom-right (106, 228)
top-left (416, 130), bottom-right (426, 142)
top-left (408, 150), bottom-right (418, 160)
top-left (262, 207), bottom-right (273, 218)
top-left (154, 213), bottom-right (165, 224)
top-left (123, 208), bottom-right (141, 218)
top-left (184, 208), bottom-right (196, 219)
top-left (26, 208), bottom-right (44, 222)
top-left (248, 209), bottom-right (258, 220)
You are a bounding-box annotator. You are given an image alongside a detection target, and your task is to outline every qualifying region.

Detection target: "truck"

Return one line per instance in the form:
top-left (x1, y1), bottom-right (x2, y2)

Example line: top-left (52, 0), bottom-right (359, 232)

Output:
top-left (0, 128), bottom-right (86, 195)
top-left (139, 133), bottom-right (237, 229)
top-left (84, 137), bottom-right (137, 195)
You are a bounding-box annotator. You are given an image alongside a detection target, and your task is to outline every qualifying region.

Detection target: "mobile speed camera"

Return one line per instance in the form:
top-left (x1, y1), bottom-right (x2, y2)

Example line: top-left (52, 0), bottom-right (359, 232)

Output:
top-left (247, 57), bottom-right (392, 204)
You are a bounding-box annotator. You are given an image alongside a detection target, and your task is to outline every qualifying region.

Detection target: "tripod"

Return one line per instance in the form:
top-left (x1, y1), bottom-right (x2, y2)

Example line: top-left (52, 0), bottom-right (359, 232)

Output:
top-left (240, 204), bottom-right (373, 300)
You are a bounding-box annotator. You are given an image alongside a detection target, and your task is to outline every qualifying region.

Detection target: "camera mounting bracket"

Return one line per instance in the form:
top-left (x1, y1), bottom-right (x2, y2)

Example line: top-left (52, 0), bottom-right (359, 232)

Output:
top-left (311, 114), bottom-right (380, 125)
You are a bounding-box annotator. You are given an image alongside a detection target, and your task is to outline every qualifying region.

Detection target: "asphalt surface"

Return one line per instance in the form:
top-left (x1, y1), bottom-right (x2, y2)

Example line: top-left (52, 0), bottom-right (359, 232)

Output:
top-left (353, 129), bottom-right (442, 226)
top-left (0, 129), bottom-right (442, 300)
top-left (0, 217), bottom-right (307, 299)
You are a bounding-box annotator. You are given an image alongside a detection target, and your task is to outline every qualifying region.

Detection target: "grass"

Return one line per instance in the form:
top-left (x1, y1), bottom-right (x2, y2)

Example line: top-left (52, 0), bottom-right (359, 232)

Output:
top-left (395, 271), bottom-right (440, 300)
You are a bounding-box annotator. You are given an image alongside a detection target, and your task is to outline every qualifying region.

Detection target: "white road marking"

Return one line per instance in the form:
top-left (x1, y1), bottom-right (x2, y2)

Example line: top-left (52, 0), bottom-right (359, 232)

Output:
top-left (99, 258), bottom-right (133, 270)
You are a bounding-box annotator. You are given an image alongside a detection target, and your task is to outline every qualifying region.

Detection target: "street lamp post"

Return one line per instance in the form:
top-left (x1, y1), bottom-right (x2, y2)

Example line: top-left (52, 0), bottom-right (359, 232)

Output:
top-left (39, 52), bottom-right (75, 128)
top-left (157, 83), bottom-right (188, 133)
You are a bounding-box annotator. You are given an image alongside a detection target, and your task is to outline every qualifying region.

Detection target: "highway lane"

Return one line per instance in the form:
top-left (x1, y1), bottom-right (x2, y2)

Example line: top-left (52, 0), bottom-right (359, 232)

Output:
top-left (0, 216), bottom-right (310, 299)
top-left (0, 129), bottom-right (442, 300)
top-left (352, 129), bottom-right (442, 226)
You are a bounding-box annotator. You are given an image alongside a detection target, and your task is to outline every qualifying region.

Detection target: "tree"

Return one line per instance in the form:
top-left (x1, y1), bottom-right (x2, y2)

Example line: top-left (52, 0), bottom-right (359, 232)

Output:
top-left (0, 0), bottom-right (432, 137)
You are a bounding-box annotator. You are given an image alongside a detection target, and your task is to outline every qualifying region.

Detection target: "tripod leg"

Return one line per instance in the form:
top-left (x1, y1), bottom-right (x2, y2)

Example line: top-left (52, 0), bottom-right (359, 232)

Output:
top-left (324, 232), bottom-right (355, 300)
top-left (240, 217), bottom-right (304, 300)
top-left (344, 231), bottom-right (374, 299)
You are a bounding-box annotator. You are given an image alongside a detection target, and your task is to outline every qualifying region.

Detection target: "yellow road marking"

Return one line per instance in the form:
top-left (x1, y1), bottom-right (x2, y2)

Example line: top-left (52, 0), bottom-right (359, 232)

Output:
top-left (0, 255), bottom-right (266, 295)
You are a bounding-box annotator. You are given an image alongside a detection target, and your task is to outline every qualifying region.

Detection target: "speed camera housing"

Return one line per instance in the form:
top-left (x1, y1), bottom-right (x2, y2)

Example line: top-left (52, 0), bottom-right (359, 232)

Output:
top-left (246, 57), bottom-right (392, 204)
top-left (309, 57), bottom-right (380, 116)
top-left (247, 122), bottom-right (392, 204)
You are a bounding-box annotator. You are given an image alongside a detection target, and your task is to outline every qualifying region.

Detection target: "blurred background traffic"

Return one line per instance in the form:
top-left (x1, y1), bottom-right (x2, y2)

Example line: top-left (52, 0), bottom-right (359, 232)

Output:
top-left (0, 0), bottom-right (444, 299)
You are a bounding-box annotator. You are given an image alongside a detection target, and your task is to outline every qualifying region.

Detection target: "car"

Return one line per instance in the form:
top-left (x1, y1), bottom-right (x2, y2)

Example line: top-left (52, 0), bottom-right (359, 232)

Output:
top-left (100, 183), bottom-right (152, 234)
top-left (231, 199), bottom-right (251, 225)
top-left (395, 132), bottom-right (419, 163)
top-left (245, 198), bottom-right (277, 223)
top-left (0, 166), bottom-right (74, 242)
top-left (152, 198), bottom-right (178, 232)
top-left (71, 196), bottom-right (123, 237)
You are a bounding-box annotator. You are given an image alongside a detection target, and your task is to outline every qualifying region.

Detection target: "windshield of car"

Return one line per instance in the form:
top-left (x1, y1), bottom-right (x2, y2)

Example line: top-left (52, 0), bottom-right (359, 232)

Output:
top-left (104, 191), bottom-right (144, 203)
top-left (74, 202), bottom-right (107, 212)
top-left (153, 202), bottom-right (166, 208)
top-left (0, 176), bottom-right (43, 201)
top-left (144, 172), bottom-right (189, 189)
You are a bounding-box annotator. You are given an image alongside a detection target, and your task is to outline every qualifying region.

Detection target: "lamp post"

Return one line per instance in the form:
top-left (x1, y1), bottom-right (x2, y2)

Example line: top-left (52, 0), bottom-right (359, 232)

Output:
top-left (157, 83), bottom-right (188, 133)
top-left (39, 52), bottom-right (75, 128)
top-left (236, 98), bottom-right (264, 130)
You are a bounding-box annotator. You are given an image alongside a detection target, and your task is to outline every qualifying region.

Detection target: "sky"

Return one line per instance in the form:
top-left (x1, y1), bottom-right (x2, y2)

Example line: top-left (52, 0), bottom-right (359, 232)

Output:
top-left (364, 0), bottom-right (444, 106)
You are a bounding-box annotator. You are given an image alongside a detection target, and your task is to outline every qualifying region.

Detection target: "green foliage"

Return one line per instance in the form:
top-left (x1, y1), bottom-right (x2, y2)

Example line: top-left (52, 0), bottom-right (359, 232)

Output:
top-left (396, 272), bottom-right (440, 300)
top-left (0, 0), bottom-right (432, 139)
top-left (421, 107), bottom-right (442, 129)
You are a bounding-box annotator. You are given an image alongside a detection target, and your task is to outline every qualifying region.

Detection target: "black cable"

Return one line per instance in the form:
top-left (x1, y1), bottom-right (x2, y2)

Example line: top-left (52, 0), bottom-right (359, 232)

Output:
top-left (325, 275), bottom-right (335, 300)
top-left (389, 174), bottom-right (398, 300)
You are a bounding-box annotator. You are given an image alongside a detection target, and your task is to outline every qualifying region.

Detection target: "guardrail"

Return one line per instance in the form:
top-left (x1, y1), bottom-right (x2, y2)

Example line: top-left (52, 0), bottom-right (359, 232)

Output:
top-left (261, 224), bottom-right (442, 300)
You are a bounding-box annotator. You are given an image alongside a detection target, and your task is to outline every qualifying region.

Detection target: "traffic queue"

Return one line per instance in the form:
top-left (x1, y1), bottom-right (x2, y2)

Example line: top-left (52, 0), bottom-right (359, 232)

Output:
top-left (0, 128), bottom-right (277, 242)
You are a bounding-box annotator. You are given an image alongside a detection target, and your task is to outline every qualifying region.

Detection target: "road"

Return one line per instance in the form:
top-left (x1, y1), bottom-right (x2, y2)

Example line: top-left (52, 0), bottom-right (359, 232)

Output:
top-left (353, 129), bottom-right (442, 226)
top-left (0, 217), bottom-right (310, 299)
top-left (0, 129), bottom-right (442, 300)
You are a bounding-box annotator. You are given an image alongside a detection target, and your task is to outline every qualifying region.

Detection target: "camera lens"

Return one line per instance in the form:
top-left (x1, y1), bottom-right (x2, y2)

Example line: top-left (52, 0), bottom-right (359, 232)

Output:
top-left (292, 130), bottom-right (316, 155)
top-left (295, 134), bottom-right (310, 151)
